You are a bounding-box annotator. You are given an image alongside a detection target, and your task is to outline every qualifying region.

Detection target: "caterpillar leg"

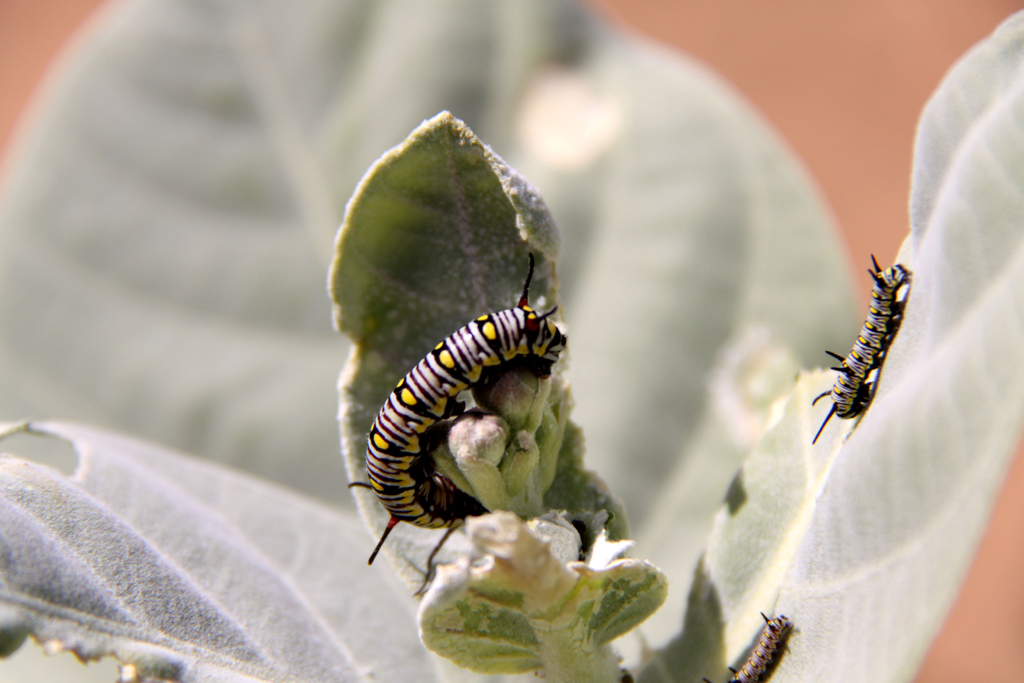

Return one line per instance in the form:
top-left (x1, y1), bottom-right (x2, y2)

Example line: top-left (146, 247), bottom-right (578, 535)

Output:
top-left (414, 526), bottom-right (459, 596)
top-left (813, 352), bottom-right (846, 407)
top-left (812, 403), bottom-right (837, 444)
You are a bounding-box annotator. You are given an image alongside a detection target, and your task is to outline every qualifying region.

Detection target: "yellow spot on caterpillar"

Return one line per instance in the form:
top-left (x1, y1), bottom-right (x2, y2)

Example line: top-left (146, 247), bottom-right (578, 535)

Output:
top-left (518, 343), bottom-right (528, 354)
top-left (522, 305), bottom-right (534, 313)
top-left (483, 322), bottom-right (497, 340)
top-left (401, 388), bottom-right (416, 406)
top-left (435, 342), bottom-right (444, 350)
top-left (405, 435), bottom-right (420, 452)
top-left (439, 350), bottom-right (455, 368)
top-left (477, 315), bottom-right (489, 321)
top-left (432, 396), bottom-right (448, 416)
top-left (372, 433), bottom-right (389, 450)
top-left (483, 354), bottom-right (501, 366)
top-left (466, 365), bottom-right (483, 382)
top-left (503, 348), bottom-right (517, 361)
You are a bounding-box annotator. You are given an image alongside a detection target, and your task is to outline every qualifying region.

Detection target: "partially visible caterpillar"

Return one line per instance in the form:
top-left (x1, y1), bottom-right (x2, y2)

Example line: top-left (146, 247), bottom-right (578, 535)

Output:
top-left (361, 254), bottom-right (567, 566)
top-left (812, 256), bottom-right (911, 444)
top-left (703, 614), bottom-right (793, 683)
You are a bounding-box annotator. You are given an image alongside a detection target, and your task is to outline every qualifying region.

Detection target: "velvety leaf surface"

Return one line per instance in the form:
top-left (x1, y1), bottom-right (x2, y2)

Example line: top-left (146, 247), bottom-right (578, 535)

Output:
top-left (330, 112), bottom-right (560, 366)
top-left (0, 422), bottom-right (428, 683)
top-left (418, 512), bottom-right (665, 680)
top-left (641, 11), bottom-right (1024, 683)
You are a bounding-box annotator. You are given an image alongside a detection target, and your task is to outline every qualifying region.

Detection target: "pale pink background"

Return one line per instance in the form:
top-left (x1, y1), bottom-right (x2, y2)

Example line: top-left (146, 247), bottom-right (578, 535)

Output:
top-left (2, 1), bottom-right (1022, 680)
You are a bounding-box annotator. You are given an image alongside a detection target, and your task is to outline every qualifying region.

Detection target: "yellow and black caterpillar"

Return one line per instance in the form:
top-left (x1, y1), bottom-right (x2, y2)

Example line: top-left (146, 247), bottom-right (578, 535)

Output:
top-left (363, 254), bottom-right (566, 564)
top-left (813, 256), bottom-right (911, 444)
top-left (704, 614), bottom-right (792, 683)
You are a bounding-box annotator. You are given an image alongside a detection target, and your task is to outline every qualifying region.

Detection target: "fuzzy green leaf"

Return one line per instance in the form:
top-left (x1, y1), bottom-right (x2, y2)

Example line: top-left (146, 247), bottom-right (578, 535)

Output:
top-left (418, 512), bottom-right (666, 680)
top-left (330, 112), bottom-right (559, 363)
top-left (0, 422), bottom-right (429, 683)
top-left (642, 11), bottom-right (1024, 683)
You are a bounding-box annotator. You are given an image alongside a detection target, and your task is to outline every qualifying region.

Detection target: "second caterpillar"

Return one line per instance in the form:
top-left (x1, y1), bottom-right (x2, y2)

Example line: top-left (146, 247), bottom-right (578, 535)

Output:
top-left (813, 256), bottom-right (911, 444)
top-left (704, 613), bottom-right (793, 683)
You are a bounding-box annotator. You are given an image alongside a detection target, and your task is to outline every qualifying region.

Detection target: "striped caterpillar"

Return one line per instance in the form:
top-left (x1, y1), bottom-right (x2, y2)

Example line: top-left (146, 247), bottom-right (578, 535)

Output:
top-left (704, 613), bottom-right (792, 683)
top-left (813, 256), bottom-right (911, 444)
top-left (361, 254), bottom-right (566, 566)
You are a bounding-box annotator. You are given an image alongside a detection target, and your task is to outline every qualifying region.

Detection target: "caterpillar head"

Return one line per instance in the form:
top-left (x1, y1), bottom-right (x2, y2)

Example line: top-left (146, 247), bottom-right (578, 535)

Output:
top-left (526, 308), bottom-right (566, 369)
top-left (517, 254), bottom-right (566, 374)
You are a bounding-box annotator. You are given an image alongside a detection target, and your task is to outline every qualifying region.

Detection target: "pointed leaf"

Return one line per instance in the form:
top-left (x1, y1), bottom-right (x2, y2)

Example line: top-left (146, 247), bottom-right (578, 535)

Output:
top-left (331, 113), bottom-right (591, 589)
